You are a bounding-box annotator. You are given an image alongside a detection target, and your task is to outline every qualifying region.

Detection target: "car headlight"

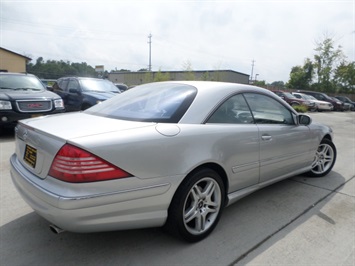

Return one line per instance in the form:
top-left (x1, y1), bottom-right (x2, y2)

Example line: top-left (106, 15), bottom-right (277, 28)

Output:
top-left (54, 99), bottom-right (64, 108)
top-left (0, 100), bottom-right (12, 110)
top-left (96, 100), bottom-right (103, 104)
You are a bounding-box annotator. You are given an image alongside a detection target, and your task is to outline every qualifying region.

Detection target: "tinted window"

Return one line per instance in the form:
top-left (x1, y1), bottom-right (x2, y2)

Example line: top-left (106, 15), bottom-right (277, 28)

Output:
top-left (59, 79), bottom-right (69, 92)
top-left (86, 83), bottom-right (197, 123)
top-left (244, 93), bottom-right (294, 125)
top-left (207, 94), bottom-right (253, 124)
top-left (284, 92), bottom-right (297, 99)
top-left (68, 79), bottom-right (80, 92)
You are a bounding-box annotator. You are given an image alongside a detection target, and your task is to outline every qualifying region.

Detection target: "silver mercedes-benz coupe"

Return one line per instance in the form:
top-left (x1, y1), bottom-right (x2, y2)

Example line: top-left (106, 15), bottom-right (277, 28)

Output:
top-left (10, 81), bottom-right (337, 242)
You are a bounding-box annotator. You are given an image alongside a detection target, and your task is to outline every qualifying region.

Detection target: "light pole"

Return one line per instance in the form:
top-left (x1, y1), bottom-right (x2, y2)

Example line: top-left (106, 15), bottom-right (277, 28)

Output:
top-left (148, 33), bottom-right (152, 71)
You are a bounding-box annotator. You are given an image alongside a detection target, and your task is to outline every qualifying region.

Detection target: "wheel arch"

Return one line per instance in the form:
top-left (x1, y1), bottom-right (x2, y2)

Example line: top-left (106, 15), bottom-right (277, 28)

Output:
top-left (176, 162), bottom-right (229, 206)
top-left (322, 133), bottom-right (333, 142)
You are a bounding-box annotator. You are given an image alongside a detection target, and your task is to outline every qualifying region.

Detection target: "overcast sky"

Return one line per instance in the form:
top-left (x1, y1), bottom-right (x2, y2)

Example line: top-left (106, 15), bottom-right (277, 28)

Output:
top-left (1, 0), bottom-right (354, 83)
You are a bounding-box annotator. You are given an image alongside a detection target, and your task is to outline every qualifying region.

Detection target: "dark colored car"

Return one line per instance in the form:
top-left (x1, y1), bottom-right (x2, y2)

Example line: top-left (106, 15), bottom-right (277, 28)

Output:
top-left (114, 83), bottom-right (129, 92)
top-left (335, 96), bottom-right (355, 111)
top-left (299, 90), bottom-right (345, 111)
top-left (0, 72), bottom-right (65, 128)
top-left (271, 90), bottom-right (317, 111)
top-left (52, 77), bottom-right (121, 111)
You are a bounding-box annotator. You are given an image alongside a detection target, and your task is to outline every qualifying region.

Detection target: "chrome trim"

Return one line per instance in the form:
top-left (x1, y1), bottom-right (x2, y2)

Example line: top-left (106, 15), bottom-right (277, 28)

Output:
top-left (15, 99), bottom-right (53, 113)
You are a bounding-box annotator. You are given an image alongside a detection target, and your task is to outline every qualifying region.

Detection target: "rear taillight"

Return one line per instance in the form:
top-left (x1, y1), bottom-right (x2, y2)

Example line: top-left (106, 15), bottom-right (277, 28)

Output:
top-left (49, 144), bottom-right (131, 183)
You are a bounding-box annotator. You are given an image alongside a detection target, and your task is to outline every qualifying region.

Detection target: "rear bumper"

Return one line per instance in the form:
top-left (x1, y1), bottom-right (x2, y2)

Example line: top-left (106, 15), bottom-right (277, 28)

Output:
top-left (10, 154), bottom-right (176, 233)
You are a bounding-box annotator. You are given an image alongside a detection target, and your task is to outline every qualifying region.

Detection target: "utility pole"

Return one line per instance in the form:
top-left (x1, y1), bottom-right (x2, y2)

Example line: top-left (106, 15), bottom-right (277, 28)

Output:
top-left (148, 33), bottom-right (152, 71)
top-left (250, 59), bottom-right (255, 84)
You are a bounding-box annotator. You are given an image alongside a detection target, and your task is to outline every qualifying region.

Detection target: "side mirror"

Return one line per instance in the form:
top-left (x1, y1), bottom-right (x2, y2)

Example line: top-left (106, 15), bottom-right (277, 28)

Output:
top-left (298, 114), bottom-right (311, 126)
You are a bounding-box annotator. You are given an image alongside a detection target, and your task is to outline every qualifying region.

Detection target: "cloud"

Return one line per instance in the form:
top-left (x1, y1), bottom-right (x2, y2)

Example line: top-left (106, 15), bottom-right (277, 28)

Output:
top-left (1, 0), bottom-right (353, 82)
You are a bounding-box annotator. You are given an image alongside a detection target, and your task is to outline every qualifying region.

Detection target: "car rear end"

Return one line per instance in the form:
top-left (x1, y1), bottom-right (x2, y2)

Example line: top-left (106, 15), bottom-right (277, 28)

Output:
top-left (9, 114), bottom-right (177, 233)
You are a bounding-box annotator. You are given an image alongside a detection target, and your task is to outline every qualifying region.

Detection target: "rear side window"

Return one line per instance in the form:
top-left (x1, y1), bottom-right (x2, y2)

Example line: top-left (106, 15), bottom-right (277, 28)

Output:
top-left (86, 83), bottom-right (197, 123)
top-left (207, 94), bottom-right (253, 124)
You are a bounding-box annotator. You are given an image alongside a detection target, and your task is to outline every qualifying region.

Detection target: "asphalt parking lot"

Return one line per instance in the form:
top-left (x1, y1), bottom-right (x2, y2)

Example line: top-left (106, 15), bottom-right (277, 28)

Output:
top-left (0, 112), bottom-right (354, 266)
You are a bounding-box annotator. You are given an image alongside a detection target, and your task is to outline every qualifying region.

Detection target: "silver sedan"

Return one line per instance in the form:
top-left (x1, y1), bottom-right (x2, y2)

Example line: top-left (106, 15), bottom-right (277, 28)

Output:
top-left (10, 81), bottom-right (337, 242)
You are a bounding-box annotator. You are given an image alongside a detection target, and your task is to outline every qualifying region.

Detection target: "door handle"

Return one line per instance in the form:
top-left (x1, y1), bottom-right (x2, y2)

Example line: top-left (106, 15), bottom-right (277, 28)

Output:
top-left (261, 135), bottom-right (272, 141)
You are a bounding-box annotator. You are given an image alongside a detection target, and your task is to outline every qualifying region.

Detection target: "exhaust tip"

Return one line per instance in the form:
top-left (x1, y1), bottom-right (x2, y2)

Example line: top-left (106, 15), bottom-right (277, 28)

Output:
top-left (49, 224), bottom-right (65, 234)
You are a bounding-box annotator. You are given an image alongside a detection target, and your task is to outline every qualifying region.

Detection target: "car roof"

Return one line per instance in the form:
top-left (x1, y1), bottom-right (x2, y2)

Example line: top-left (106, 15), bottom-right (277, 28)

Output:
top-left (157, 81), bottom-right (295, 123)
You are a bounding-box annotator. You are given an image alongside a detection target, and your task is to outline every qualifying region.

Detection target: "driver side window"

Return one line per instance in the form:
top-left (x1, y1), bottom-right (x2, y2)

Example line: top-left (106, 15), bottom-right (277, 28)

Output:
top-left (67, 79), bottom-right (80, 92)
top-left (244, 93), bottom-right (294, 125)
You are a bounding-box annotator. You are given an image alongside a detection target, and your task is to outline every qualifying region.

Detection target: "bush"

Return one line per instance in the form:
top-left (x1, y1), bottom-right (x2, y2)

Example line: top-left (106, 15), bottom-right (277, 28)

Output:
top-left (293, 104), bottom-right (308, 113)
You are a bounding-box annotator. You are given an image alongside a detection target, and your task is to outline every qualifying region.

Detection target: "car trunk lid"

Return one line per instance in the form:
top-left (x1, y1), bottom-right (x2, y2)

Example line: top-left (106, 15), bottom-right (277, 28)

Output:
top-left (14, 112), bottom-right (155, 179)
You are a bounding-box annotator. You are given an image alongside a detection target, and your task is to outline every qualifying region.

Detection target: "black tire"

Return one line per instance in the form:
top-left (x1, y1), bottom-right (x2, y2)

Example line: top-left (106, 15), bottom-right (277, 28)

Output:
top-left (165, 168), bottom-right (225, 242)
top-left (307, 138), bottom-right (337, 177)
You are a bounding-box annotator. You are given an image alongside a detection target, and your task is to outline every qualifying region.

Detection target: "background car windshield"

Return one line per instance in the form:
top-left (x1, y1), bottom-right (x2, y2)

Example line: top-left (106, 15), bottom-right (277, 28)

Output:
top-left (285, 92), bottom-right (297, 98)
top-left (80, 79), bottom-right (120, 93)
top-left (86, 83), bottom-right (197, 123)
top-left (0, 75), bottom-right (45, 91)
top-left (304, 94), bottom-right (315, 100)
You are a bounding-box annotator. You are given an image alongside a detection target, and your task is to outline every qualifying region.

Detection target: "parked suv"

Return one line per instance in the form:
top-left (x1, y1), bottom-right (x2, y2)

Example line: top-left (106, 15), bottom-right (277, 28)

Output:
top-left (334, 96), bottom-right (355, 111)
top-left (0, 72), bottom-right (64, 128)
top-left (299, 90), bottom-right (345, 111)
top-left (52, 77), bottom-right (121, 111)
top-left (271, 90), bottom-right (317, 111)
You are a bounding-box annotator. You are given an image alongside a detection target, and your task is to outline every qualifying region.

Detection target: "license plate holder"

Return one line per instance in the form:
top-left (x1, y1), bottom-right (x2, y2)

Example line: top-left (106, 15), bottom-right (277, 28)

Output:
top-left (24, 144), bottom-right (37, 168)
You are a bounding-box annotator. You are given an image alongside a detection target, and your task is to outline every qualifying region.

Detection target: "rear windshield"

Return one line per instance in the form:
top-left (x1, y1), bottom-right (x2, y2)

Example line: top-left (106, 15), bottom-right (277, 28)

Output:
top-left (85, 83), bottom-right (197, 123)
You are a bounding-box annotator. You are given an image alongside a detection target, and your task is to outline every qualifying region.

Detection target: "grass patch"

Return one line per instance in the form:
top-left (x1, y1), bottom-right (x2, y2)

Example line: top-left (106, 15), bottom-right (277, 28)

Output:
top-left (293, 104), bottom-right (308, 113)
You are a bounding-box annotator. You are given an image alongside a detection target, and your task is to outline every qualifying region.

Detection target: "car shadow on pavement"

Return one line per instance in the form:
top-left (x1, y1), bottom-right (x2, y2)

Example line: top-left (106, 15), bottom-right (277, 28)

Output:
top-left (0, 171), bottom-right (347, 266)
top-left (0, 127), bottom-right (15, 142)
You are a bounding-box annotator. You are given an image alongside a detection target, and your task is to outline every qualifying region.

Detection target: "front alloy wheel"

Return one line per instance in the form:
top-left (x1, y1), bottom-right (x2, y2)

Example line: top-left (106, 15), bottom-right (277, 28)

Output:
top-left (165, 168), bottom-right (225, 242)
top-left (308, 138), bottom-right (336, 177)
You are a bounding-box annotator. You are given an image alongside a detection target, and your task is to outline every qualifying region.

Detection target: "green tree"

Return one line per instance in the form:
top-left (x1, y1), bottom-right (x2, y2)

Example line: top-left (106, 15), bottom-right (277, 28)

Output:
top-left (254, 80), bottom-right (266, 87)
top-left (200, 71), bottom-right (211, 81)
top-left (333, 61), bottom-right (355, 92)
top-left (26, 57), bottom-right (99, 79)
top-left (143, 72), bottom-right (153, 83)
top-left (287, 58), bottom-right (313, 90)
top-left (182, 60), bottom-right (195, 80)
top-left (270, 81), bottom-right (285, 89)
top-left (154, 69), bottom-right (170, 82)
top-left (313, 35), bottom-right (344, 92)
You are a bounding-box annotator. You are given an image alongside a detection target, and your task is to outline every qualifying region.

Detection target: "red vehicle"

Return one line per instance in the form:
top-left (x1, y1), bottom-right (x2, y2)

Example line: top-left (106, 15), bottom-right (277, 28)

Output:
top-left (271, 90), bottom-right (317, 111)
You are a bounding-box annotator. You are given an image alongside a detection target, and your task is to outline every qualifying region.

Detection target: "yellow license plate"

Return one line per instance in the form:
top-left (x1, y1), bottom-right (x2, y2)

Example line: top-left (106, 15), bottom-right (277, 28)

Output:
top-left (24, 144), bottom-right (37, 168)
